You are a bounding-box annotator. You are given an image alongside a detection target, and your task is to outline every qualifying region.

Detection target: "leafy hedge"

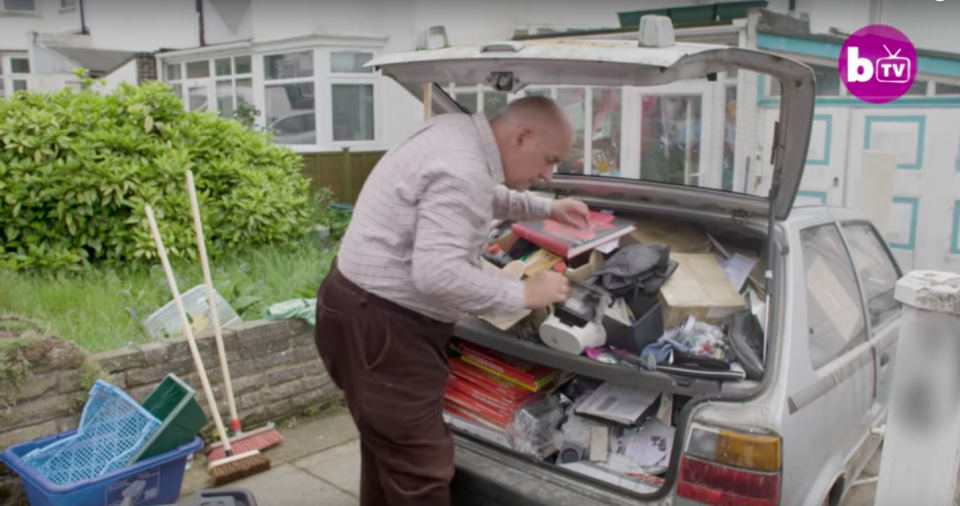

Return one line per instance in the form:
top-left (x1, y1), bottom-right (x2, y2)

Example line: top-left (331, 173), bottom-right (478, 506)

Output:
top-left (0, 76), bottom-right (313, 271)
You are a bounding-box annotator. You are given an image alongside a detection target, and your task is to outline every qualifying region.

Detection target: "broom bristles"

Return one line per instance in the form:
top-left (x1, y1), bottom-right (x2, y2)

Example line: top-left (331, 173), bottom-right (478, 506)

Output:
top-left (207, 450), bottom-right (271, 486)
top-left (207, 427), bottom-right (284, 463)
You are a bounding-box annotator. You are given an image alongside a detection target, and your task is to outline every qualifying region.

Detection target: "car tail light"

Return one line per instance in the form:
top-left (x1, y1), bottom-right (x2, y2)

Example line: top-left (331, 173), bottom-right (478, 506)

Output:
top-left (676, 424), bottom-right (782, 506)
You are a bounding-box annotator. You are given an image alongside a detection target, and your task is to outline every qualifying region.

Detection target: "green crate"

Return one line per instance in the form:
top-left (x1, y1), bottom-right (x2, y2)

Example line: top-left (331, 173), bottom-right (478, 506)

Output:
top-left (617, 9), bottom-right (669, 28)
top-left (666, 5), bottom-right (717, 24)
top-left (716, 1), bottom-right (769, 21)
top-left (129, 374), bottom-right (208, 464)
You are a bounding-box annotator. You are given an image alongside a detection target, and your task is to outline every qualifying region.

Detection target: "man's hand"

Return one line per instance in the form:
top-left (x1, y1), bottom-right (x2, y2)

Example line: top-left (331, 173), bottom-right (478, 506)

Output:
top-left (523, 271), bottom-right (570, 309)
top-left (550, 198), bottom-right (590, 229)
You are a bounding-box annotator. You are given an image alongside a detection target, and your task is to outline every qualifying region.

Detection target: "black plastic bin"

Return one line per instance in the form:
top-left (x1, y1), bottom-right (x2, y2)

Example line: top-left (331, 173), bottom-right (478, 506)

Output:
top-left (157, 487), bottom-right (257, 506)
top-left (602, 293), bottom-right (664, 355)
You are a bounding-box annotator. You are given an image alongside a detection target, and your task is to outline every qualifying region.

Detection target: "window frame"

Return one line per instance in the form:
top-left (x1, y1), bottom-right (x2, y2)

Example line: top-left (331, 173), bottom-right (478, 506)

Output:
top-left (162, 54), bottom-right (254, 117)
top-left (837, 219), bottom-right (905, 336)
top-left (263, 49), bottom-right (318, 146)
top-left (59, 0), bottom-right (77, 11)
top-left (0, 0), bottom-right (37, 14)
top-left (799, 222), bottom-right (871, 371)
top-left (326, 48), bottom-right (380, 147)
top-left (0, 53), bottom-right (31, 97)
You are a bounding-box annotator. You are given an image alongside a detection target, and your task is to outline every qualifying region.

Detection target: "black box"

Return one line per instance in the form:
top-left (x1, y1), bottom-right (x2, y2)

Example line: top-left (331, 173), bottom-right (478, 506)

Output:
top-left (602, 293), bottom-right (664, 355)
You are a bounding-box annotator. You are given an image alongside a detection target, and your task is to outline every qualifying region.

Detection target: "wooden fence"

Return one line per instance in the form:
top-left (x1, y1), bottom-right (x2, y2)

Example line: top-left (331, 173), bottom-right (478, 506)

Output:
top-left (299, 148), bottom-right (386, 204)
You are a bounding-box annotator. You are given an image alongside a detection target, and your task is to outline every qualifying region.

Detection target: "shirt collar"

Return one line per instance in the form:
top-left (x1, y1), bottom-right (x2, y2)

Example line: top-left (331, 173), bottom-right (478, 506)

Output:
top-left (470, 113), bottom-right (505, 185)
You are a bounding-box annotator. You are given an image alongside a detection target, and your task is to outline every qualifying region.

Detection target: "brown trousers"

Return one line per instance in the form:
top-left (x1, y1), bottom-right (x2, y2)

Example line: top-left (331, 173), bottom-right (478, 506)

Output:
top-left (314, 262), bottom-right (455, 506)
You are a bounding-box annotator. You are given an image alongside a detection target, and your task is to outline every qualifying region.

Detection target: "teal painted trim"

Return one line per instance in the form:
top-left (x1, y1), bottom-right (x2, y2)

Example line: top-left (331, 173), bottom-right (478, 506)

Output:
top-left (757, 33), bottom-right (839, 60)
top-left (758, 96), bottom-right (960, 108)
top-left (756, 33), bottom-right (960, 79)
top-left (952, 201), bottom-right (960, 255)
top-left (797, 190), bottom-right (828, 204)
top-left (864, 116), bottom-right (926, 170)
top-left (806, 115), bottom-right (832, 166)
top-left (889, 196), bottom-right (919, 250)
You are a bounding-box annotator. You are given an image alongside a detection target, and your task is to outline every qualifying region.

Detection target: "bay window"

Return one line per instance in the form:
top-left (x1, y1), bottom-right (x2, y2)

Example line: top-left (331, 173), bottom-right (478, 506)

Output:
top-left (264, 51), bottom-right (316, 145)
top-left (0, 55), bottom-right (30, 98)
top-left (164, 55), bottom-right (253, 118)
top-left (329, 51), bottom-right (376, 142)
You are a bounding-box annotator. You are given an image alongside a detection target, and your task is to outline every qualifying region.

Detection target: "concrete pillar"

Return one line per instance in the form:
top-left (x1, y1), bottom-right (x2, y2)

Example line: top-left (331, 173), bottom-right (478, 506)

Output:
top-left (874, 270), bottom-right (960, 506)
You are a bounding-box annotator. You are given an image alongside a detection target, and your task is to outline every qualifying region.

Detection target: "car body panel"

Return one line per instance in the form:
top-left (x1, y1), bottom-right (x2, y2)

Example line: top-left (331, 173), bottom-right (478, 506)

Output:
top-left (367, 38), bottom-right (815, 221)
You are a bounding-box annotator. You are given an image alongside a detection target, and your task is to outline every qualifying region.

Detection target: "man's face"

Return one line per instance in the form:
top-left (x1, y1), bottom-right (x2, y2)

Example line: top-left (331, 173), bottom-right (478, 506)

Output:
top-left (501, 123), bottom-right (571, 191)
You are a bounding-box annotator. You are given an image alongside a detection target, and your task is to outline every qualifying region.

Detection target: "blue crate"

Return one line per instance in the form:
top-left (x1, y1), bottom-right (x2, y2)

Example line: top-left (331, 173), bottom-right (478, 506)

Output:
top-left (21, 380), bottom-right (162, 486)
top-left (1, 431), bottom-right (202, 506)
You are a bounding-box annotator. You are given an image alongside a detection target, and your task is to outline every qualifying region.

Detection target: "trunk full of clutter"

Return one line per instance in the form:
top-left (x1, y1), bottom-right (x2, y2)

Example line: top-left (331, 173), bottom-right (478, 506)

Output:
top-left (445, 207), bottom-right (770, 495)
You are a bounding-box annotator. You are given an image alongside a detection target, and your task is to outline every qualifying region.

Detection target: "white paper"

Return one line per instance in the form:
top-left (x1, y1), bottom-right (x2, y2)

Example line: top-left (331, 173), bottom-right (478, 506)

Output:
top-left (575, 382), bottom-right (659, 425)
top-left (720, 253), bottom-right (756, 291)
top-left (596, 239), bottom-right (619, 254)
top-left (611, 418), bottom-right (675, 468)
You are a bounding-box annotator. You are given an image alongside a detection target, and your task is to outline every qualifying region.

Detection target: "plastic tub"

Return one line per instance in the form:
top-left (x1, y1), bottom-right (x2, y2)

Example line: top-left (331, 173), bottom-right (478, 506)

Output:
top-left (129, 373), bottom-right (208, 464)
top-left (1, 431), bottom-right (202, 506)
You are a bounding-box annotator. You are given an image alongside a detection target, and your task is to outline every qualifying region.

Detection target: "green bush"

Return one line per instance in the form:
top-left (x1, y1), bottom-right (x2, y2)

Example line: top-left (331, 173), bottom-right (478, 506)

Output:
top-left (0, 74), bottom-right (313, 271)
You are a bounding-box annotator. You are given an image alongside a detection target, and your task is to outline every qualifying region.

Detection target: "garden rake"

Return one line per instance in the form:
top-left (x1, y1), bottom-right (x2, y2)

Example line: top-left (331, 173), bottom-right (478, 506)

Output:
top-left (184, 170), bottom-right (284, 463)
top-left (145, 204), bottom-right (270, 485)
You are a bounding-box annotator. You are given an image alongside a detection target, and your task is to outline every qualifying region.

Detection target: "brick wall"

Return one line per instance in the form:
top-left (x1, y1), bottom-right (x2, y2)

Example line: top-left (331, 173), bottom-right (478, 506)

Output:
top-left (0, 319), bottom-right (340, 451)
top-left (134, 52), bottom-right (158, 84)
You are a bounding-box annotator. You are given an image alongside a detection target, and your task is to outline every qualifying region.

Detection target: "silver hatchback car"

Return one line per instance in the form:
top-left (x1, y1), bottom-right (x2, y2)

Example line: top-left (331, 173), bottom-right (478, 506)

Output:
top-left (367, 18), bottom-right (900, 506)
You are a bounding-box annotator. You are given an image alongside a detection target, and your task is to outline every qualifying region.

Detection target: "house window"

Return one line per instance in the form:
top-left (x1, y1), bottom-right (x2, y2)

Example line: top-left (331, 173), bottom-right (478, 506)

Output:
top-left (329, 51), bottom-right (376, 142)
top-left (163, 55), bottom-right (253, 118)
top-left (60, 0), bottom-right (76, 9)
top-left (0, 55), bottom-right (30, 97)
top-left (935, 82), bottom-right (960, 95)
top-left (2, 0), bottom-right (36, 12)
top-left (264, 51), bottom-right (316, 145)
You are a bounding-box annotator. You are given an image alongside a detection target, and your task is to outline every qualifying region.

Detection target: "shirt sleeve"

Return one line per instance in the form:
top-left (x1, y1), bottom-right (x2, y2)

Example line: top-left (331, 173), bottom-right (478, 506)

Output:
top-left (411, 165), bottom-right (528, 316)
top-left (492, 184), bottom-right (554, 221)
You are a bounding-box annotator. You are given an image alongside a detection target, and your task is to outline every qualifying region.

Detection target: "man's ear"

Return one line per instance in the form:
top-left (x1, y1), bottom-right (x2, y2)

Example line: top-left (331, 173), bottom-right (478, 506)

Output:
top-left (513, 126), bottom-right (534, 151)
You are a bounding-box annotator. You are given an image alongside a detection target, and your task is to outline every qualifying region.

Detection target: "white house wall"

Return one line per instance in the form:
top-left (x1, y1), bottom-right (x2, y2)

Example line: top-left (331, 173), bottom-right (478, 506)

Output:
top-left (83, 0), bottom-right (198, 51)
top-left (202, 0), bottom-right (254, 46)
top-left (0, 0), bottom-right (81, 50)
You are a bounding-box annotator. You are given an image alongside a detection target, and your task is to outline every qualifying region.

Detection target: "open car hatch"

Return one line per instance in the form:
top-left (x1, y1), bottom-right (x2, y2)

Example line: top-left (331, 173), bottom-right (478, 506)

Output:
top-left (366, 20), bottom-right (816, 222)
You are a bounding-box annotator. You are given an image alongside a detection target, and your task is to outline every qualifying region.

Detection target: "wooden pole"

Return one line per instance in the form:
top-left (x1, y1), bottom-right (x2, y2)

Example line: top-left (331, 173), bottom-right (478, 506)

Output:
top-left (423, 83), bottom-right (432, 121)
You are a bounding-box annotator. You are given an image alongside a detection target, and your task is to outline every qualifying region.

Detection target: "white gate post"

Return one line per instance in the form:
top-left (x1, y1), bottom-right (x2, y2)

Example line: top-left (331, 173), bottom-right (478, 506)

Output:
top-left (875, 270), bottom-right (960, 506)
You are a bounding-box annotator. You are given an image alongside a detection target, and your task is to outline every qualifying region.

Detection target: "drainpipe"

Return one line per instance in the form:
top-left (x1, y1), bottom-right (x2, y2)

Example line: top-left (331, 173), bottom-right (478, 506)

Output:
top-left (78, 0), bottom-right (88, 35)
top-left (196, 0), bottom-right (206, 47)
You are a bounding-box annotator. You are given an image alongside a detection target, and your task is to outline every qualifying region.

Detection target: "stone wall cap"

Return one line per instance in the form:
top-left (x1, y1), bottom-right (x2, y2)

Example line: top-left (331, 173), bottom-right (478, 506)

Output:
top-left (895, 270), bottom-right (960, 315)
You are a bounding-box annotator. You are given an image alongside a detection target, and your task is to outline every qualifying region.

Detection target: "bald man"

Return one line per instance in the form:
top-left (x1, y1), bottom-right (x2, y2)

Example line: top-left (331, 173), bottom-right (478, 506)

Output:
top-left (313, 96), bottom-right (589, 506)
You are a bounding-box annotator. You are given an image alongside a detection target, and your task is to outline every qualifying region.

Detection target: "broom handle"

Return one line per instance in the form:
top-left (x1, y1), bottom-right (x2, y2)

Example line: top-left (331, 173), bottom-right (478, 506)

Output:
top-left (145, 205), bottom-right (233, 454)
top-left (185, 171), bottom-right (239, 426)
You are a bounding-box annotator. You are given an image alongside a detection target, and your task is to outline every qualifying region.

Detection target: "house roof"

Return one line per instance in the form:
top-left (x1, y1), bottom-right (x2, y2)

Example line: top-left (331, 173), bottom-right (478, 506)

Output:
top-left (44, 46), bottom-right (136, 75)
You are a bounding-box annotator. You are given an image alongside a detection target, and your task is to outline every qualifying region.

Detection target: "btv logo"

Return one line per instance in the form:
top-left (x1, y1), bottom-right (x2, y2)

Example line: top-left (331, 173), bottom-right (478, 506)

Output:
top-left (839, 25), bottom-right (918, 104)
top-left (847, 45), bottom-right (912, 84)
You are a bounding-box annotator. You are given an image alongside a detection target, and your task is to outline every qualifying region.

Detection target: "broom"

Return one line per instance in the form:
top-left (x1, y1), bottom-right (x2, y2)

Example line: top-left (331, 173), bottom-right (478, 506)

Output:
top-left (145, 205), bottom-right (270, 486)
top-left (184, 171), bottom-right (284, 461)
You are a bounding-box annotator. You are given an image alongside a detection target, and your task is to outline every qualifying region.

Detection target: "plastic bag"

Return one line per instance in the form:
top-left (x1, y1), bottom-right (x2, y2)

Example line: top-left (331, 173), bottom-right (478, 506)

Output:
top-left (506, 395), bottom-right (563, 459)
top-left (263, 298), bottom-right (317, 326)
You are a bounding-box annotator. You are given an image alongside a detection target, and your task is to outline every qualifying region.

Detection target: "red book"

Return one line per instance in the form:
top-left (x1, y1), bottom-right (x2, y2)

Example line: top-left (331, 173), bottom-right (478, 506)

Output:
top-left (510, 210), bottom-right (636, 259)
top-left (449, 358), bottom-right (534, 403)
top-left (447, 375), bottom-right (530, 413)
top-left (444, 386), bottom-right (512, 428)
top-left (459, 343), bottom-right (558, 393)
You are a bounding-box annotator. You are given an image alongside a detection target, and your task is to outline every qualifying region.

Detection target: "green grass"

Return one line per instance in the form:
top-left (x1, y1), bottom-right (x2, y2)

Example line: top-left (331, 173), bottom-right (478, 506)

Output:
top-left (0, 238), bottom-right (337, 354)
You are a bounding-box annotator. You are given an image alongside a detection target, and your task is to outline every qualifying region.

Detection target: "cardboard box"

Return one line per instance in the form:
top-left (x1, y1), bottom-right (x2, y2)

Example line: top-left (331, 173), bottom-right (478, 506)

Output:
top-left (657, 253), bottom-right (747, 327)
top-left (620, 218), bottom-right (710, 253)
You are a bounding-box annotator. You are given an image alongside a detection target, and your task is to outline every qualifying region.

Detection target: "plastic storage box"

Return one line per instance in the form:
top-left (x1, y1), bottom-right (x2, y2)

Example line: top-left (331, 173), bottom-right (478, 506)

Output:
top-left (20, 380), bottom-right (161, 485)
top-left (129, 373), bottom-right (208, 464)
top-left (1, 431), bottom-right (202, 506)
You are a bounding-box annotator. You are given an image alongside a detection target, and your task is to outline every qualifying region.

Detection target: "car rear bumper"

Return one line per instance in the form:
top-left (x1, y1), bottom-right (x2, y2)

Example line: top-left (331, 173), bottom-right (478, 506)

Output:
top-left (451, 434), bottom-right (676, 506)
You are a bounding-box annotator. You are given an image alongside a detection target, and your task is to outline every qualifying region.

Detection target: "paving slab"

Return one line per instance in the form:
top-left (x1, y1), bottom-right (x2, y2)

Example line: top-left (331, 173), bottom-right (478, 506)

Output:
top-left (293, 440), bottom-right (361, 497)
top-left (178, 411), bottom-right (359, 502)
top-left (223, 463), bottom-right (357, 506)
